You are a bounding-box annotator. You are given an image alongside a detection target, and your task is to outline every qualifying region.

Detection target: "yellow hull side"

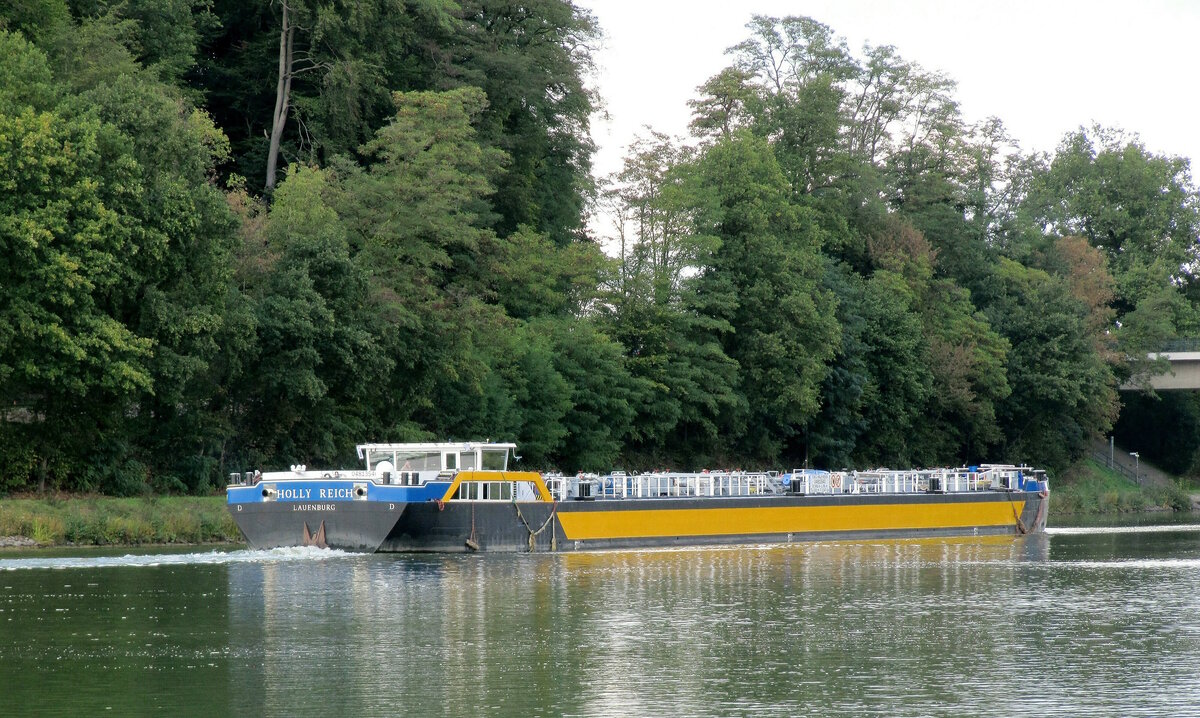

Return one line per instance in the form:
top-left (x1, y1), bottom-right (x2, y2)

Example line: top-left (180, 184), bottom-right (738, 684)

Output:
top-left (555, 500), bottom-right (1026, 541)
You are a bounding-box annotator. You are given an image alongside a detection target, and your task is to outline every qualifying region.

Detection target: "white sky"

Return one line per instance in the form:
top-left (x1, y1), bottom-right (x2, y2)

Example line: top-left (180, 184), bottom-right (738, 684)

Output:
top-left (578, 0), bottom-right (1200, 188)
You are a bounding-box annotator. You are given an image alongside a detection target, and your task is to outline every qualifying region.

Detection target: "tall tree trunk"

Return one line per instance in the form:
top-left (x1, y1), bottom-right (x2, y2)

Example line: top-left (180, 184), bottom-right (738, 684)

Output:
top-left (266, 1), bottom-right (296, 192)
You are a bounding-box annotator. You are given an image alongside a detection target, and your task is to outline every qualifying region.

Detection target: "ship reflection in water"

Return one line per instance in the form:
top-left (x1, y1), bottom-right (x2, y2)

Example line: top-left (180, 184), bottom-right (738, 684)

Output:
top-left (220, 527), bottom-right (1200, 717)
top-left (1, 530), bottom-right (1196, 716)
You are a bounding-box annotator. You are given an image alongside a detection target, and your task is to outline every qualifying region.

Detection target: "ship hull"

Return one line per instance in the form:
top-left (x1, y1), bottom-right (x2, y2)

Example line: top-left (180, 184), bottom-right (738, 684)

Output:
top-left (230, 501), bottom-right (407, 552)
top-left (230, 489), bottom-right (1049, 553)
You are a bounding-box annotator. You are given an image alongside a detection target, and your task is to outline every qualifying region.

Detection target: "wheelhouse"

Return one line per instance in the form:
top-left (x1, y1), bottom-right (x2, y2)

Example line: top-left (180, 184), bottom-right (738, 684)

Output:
top-left (356, 442), bottom-right (517, 486)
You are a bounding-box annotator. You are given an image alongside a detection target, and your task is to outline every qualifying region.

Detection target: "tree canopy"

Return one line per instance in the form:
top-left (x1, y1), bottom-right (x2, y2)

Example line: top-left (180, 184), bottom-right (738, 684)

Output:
top-left (3, 9), bottom-right (1199, 494)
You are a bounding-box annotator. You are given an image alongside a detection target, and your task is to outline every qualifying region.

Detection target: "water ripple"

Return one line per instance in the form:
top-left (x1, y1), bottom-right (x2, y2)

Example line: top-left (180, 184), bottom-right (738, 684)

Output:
top-left (1047, 523), bottom-right (1200, 535)
top-left (1056, 557), bottom-right (1200, 570)
top-left (0, 546), bottom-right (351, 571)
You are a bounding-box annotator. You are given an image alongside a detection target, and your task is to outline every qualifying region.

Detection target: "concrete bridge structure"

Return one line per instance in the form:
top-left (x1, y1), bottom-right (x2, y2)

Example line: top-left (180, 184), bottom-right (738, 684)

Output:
top-left (1133, 351), bottom-right (1200, 390)
top-left (1124, 341), bottom-right (1200, 391)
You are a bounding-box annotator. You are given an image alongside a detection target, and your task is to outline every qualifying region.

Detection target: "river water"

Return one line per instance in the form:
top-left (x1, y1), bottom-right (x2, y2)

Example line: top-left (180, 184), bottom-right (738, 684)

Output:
top-left (2, 522), bottom-right (1200, 717)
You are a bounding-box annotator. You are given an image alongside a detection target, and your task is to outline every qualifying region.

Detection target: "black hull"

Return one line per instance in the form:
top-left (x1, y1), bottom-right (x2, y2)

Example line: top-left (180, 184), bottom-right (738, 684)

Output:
top-left (381, 491), bottom-right (1050, 552)
top-left (229, 489), bottom-right (1049, 553)
top-left (230, 501), bottom-right (406, 551)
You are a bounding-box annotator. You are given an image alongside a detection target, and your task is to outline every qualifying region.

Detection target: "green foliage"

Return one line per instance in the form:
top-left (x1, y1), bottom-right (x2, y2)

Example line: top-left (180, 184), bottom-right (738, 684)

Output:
top-left (546, 318), bottom-right (638, 471)
top-left (1023, 128), bottom-right (1199, 308)
top-left (693, 132), bottom-right (840, 462)
top-left (985, 259), bottom-right (1117, 472)
top-left (489, 225), bottom-right (608, 320)
top-left (58, 57), bottom-right (239, 492)
top-left (45, 10), bottom-right (143, 90)
top-left (195, 0), bottom-right (596, 243)
top-left (0, 497), bottom-right (240, 545)
top-left (0, 102), bottom-right (154, 491)
top-left (0, 0), bottom-right (70, 45)
top-left (6, 5), bottom-right (1200, 492)
top-left (0, 107), bottom-right (153, 398)
top-left (229, 164), bottom-right (387, 467)
top-left (848, 270), bottom-right (931, 465)
top-left (452, 0), bottom-right (600, 245)
top-left (863, 215), bottom-right (1010, 464)
top-left (0, 30), bottom-right (59, 110)
top-left (0, 10), bottom-right (239, 493)
top-left (1050, 460), bottom-right (1190, 516)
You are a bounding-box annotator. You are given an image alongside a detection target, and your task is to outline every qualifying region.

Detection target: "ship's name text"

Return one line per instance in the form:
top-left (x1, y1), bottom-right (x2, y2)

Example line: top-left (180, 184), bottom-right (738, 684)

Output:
top-left (276, 487), bottom-right (358, 500)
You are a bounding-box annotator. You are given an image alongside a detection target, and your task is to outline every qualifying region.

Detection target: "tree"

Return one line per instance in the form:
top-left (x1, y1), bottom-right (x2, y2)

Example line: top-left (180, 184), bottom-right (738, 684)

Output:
top-left (693, 132), bottom-right (840, 463)
top-left (0, 105), bottom-right (153, 491)
top-left (544, 318), bottom-right (638, 471)
top-left (1020, 127), bottom-right (1200, 319)
top-left (264, 0), bottom-right (297, 190)
top-left (488, 224), bottom-right (607, 321)
top-left (865, 216), bottom-right (1009, 464)
top-left (227, 164), bottom-right (388, 469)
top-left (196, 0), bottom-right (456, 189)
top-left (723, 16), bottom-right (858, 198)
top-left (326, 88), bottom-right (509, 445)
top-left (985, 258), bottom-right (1117, 472)
top-left (1009, 129), bottom-right (1200, 394)
top-left (0, 0), bottom-right (70, 45)
top-left (198, 0), bottom-right (599, 240)
top-left (605, 134), bottom-right (718, 304)
top-left (848, 270), bottom-right (930, 465)
top-left (451, 0), bottom-right (600, 245)
top-left (599, 134), bottom-right (739, 465)
top-left (689, 67), bottom-right (755, 142)
top-left (0, 30), bottom-right (58, 110)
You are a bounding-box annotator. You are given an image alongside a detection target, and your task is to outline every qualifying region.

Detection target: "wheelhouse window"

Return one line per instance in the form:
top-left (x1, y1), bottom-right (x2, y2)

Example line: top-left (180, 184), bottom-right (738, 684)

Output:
top-left (482, 449), bottom-right (508, 470)
top-left (456, 481), bottom-right (514, 501)
top-left (368, 450), bottom-right (441, 473)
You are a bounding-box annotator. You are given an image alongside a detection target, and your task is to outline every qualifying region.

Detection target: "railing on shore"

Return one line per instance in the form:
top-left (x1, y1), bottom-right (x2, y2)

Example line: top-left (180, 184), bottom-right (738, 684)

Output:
top-left (1090, 450), bottom-right (1141, 485)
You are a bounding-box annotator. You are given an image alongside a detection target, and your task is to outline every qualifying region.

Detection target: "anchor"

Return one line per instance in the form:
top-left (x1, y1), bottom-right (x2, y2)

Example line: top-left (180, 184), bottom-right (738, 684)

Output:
top-left (302, 521), bottom-right (327, 548)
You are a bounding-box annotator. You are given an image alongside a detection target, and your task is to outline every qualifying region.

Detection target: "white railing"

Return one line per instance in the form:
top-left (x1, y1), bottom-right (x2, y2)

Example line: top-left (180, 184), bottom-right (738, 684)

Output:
top-left (544, 475), bottom-right (567, 501)
top-left (544, 471), bottom-right (776, 500)
top-left (543, 465), bottom-right (1038, 501)
top-left (790, 465), bottom-right (1033, 495)
top-left (609, 471), bottom-right (776, 499)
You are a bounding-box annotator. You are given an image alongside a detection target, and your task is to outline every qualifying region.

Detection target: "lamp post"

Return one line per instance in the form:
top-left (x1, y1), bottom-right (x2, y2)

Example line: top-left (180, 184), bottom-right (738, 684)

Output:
top-left (1130, 452), bottom-right (1140, 485)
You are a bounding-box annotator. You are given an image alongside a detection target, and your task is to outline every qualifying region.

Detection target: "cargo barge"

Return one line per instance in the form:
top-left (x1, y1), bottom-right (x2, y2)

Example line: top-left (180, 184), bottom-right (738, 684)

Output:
top-left (226, 442), bottom-right (1049, 552)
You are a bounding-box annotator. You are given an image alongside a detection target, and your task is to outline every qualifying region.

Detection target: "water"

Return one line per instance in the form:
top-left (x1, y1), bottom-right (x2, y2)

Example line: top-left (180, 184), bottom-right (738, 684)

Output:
top-left (2, 525), bottom-right (1200, 717)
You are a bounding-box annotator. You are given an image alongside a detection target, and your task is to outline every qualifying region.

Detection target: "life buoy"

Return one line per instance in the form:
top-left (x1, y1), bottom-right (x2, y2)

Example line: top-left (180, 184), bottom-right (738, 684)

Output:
top-left (831, 474), bottom-right (843, 491)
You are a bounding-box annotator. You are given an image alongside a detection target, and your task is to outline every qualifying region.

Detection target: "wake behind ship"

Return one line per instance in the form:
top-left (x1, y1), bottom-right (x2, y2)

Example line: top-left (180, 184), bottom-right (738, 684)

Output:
top-left (226, 442), bottom-right (1049, 553)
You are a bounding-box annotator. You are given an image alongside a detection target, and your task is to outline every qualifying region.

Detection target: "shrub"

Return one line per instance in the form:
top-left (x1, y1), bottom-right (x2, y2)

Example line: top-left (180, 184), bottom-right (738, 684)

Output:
top-left (162, 512), bottom-right (202, 543)
top-left (31, 516), bottom-right (66, 544)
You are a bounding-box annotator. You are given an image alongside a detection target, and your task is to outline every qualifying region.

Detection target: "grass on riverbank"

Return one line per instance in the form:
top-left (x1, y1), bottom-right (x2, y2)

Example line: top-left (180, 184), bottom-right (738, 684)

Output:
top-left (1051, 459), bottom-right (1193, 517)
top-left (0, 495), bottom-right (240, 547)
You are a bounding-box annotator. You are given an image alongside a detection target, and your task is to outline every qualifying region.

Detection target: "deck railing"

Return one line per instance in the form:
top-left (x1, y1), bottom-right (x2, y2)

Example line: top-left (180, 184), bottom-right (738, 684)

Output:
top-left (544, 465), bottom-right (1040, 502)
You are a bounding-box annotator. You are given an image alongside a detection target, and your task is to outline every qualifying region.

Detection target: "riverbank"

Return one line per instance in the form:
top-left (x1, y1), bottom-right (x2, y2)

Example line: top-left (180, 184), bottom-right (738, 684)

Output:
top-left (0, 495), bottom-right (240, 548)
top-left (1050, 459), bottom-right (1196, 517)
top-left (2, 467), bottom-right (1192, 549)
